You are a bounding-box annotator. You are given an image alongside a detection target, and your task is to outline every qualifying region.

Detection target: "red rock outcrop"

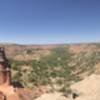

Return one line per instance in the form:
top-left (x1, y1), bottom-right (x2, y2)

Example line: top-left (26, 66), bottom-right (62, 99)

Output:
top-left (0, 47), bottom-right (49, 100)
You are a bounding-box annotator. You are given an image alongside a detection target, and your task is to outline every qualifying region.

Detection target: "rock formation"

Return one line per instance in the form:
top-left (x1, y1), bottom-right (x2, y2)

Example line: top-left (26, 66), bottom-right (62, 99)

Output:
top-left (0, 47), bottom-right (15, 100)
top-left (0, 47), bottom-right (34, 100)
top-left (0, 47), bottom-right (47, 100)
top-left (0, 47), bottom-right (11, 85)
top-left (70, 74), bottom-right (100, 100)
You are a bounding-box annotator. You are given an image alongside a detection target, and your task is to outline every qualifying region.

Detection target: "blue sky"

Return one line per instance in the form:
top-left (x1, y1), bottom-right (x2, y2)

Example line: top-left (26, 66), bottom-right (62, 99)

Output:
top-left (0, 0), bottom-right (100, 44)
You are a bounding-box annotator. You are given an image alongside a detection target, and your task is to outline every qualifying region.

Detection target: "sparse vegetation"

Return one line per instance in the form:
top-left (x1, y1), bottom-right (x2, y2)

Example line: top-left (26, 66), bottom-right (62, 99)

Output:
top-left (6, 44), bottom-right (100, 93)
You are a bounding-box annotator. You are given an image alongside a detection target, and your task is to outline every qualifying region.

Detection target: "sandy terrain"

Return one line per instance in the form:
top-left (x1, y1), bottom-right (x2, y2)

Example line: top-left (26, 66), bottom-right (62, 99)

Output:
top-left (35, 92), bottom-right (68, 100)
top-left (35, 74), bottom-right (100, 100)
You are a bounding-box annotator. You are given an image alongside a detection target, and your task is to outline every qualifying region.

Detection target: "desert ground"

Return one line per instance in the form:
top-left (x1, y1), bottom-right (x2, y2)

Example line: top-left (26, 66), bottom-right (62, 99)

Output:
top-left (0, 43), bottom-right (100, 100)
